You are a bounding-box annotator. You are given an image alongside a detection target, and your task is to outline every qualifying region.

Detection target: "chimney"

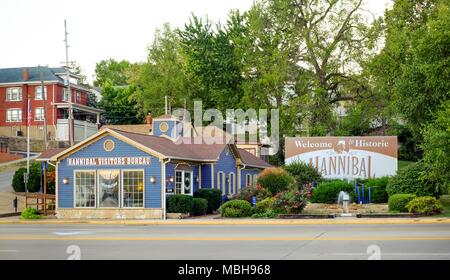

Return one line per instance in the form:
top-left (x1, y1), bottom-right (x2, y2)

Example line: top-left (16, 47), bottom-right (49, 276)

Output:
top-left (22, 68), bottom-right (30, 81)
top-left (145, 113), bottom-right (153, 125)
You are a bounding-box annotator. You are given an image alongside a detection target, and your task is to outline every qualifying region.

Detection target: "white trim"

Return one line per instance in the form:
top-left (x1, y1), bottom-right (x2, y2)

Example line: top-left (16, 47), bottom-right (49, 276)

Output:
top-left (5, 87), bottom-right (22, 101)
top-left (211, 164), bottom-right (215, 189)
top-left (34, 107), bottom-right (45, 121)
top-left (121, 169), bottom-right (145, 209)
top-left (198, 164), bottom-right (202, 189)
top-left (73, 169), bottom-right (97, 209)
top-left (5, 108), bottom-right (22, 122)
top-left (228, 172), bottom-right (236, 194)
top-left (0, 80), bottom-right (60, 86)
top-left (217, 171), bottom-right (225, 195)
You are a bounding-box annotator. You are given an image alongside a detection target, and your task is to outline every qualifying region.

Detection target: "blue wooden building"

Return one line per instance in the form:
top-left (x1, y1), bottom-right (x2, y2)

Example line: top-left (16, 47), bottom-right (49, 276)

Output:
top-left (37, 115), bottom-right (271, 219)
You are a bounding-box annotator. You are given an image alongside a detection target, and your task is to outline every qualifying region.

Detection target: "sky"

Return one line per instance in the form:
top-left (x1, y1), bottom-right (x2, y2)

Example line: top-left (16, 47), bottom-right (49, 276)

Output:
top-left (0, 0), bottom-right (393, 84)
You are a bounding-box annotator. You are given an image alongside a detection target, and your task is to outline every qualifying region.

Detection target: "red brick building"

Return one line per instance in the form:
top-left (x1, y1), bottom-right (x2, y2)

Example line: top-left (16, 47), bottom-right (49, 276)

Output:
top-left (0, 67), bottom-right (102, 141)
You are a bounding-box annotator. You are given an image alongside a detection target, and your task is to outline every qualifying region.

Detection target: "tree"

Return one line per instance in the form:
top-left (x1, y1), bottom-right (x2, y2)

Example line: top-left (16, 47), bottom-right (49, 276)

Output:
top-left (94, 59), bottom-right (133, 87)
top-left (98, 83), bottom-right (140, 124)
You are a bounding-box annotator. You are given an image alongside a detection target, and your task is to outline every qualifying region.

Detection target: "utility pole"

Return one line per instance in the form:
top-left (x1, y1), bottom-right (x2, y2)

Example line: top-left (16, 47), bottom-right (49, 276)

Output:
top-left (39, 66), bottom-right (48, 149)
top-left (64, 19), bottom-right (74, 146)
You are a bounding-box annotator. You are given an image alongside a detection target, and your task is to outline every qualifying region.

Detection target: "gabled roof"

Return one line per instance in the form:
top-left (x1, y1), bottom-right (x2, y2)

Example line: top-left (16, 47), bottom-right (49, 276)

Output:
top-left (0, 66), bottom-right (64, 84)
top-left (100, 124), bottom-right (152, 135)
top-left (37, 128), bottom-right (271, 169)
top-left (237, 148), bottom-right (272, 168)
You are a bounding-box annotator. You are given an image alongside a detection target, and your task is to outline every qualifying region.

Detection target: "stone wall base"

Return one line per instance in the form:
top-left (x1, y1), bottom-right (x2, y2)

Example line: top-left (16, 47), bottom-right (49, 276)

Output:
top-left (56, 208), bottom-right (163, 219)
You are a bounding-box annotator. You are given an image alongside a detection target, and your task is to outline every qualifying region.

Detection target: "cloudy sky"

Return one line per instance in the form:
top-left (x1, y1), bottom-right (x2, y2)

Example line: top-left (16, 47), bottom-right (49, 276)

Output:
top-left (0, 0), bottom-right (392, 83)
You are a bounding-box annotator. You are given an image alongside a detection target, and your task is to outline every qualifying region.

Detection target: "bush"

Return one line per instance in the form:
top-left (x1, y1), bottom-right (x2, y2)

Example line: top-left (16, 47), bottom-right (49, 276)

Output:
top-left (310, 180), bottom-right (354, 204)
top-left (192, 198), bottom-right (208, 216)
top-left (12, 162), bottom-right (55, 193)
top-left (273, 190), bottom-right (307, 214)
top-left (21, 208), bottom-right (41, 219)
top-left (255, 197), bottom-right (275, 214)
top-left (231, 185), bottom-right (271, 203)
top-left (388, 194), bottom-right (417, 212)
top-left (364, 177), bottom-right (390, 203)
top-left (284, 161), bottom-right (322, 189)
top-left (167, 194), bottom-right (194, 214)
top-left (386, 161), bottom-right (443, 198)
top-left (257, 167), bottom-right (294, 195)
top-left (406, 196), bottom-right (443, 215)
top-left (194, 189), bottom-right (222, 214)
top-left (220, 200), bottom-right (253, 218)
top-left (251, 209), bottom-right (278, 218)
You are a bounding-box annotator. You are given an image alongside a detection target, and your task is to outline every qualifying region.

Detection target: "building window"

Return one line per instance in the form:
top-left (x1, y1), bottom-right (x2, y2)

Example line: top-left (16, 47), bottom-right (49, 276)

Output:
top-left (75, 171), bottom-right (96, 208)
top-left (175, 171), bottom-right (182, 194)
top-left (174, 170), bottom-right (193, 195)
top-left (253, 174), bottom-right (258, 187)
top-left (62, 88), bottom-right (69, 102)
top-left (6, 109), bottom-right (22, 122)
top-left (245, 174), bottom-right (252, 188)
top-left (217, 171), bottom-right (225, 195)
top-left (35, 86), bottom-right (47, 100)
top-left (34, 107), bottom-right (45, 121)
top-left (6, 87), bottom-right (22, 101)
top-left (98, 170), bottom-right (120, 207)
top-left (122, 170), bottom-right (144, 208)
top-left (228, 173), bottom-right (235, 194)
top-left (76, 91), bottom-right (81, 103)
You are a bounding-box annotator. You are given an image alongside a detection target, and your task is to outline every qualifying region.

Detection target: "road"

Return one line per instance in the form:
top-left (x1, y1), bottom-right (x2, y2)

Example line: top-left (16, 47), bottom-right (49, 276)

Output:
top-left (0, 223), bottom-right (449, 260)
top-left (0, 171), bottom-right (14, 192)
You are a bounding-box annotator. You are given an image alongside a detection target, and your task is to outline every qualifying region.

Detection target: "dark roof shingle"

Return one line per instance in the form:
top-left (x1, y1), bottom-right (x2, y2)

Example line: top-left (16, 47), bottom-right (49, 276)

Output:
top-left (0, 66), bottom-right (64, 84)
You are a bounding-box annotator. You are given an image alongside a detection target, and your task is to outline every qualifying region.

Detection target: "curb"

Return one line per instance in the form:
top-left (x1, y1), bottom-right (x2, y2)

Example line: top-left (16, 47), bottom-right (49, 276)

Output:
top-left (0, 218), bottom-right (449, 225)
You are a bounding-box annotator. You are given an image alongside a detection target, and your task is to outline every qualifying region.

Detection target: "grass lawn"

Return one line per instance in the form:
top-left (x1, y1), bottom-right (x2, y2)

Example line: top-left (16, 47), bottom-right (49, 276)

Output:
top-left (398, 160), bottom-right (415, 171)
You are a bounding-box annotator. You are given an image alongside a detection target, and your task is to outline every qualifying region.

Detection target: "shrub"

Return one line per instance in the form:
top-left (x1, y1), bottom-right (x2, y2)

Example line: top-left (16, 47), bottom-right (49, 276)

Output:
top-left (363, 177), bottom-right (390, 203)
top-left (12, 162), bottom-right (54, 193)
top-left (21, 208), bottom-right (41, 219)
top-left (255, 197), bottom-right (275, 214)
top-left (220, 200), bottom-right (253, 218)
top-left (386, 161), bottom-right (443, 198)
top-left (167, 194), bottom-right (194, 214)
top-left (273, 190), bottom-right (307, 214)
top-left (310, 180), bottom-right (354, 204)
top-left (406, 196), bottom-right (443, 215)
top-left (231, 185), bottom-right (271, 203)
top-left (284, 161), bottom-right (322, 189)
top-left (251, 209), bottom-right (278, 218)
top-left (388, 194), bottom-right (417, 212)
top-left (194, 189), bottom-right (222, 214)
top-left (191, 198), bottom-right (208, 216)
top-left (257, 167), bottom-right (294, 195)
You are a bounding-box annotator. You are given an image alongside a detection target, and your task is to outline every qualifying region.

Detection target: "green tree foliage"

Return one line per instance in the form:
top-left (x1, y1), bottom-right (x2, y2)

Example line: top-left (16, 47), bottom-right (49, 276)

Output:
top-left (98, 83), bottom-right (140, 124)
top-left (94, 59), bottom-right (133, 87)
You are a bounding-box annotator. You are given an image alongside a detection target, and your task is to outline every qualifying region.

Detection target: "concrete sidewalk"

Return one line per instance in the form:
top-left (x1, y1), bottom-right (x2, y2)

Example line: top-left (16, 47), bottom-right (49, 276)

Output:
top-left (0, 216), bottom-right (449, 225)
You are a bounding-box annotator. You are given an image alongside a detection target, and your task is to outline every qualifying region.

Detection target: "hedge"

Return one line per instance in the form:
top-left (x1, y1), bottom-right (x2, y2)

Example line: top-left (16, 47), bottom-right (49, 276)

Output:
top-left (386, 161), bottom-right (442, 198)
top-left (21, 208), bottom-right (41, 219)
top-left (310, 180), bottom-right (354, 204)
top-left (194, 189), bottom-right (222, 214)
top-left (192, 198), bottom-right (208, 216)
top-left (256, 167), bottom-right (293, 195)
top-left (406, 196), bottom-right (443, 215)
top-left (284, 161), bottom-right (322, 189)
top-left (220, 200), bottom-right (253, 218)
top-left (363, 177), bottom-right (390, 203)
top-left (167, 194), bottom-right (194, 214)
top-left (255, 197), bottom-right (275, 214)
top-left (388, 194), bottom-right (417, 212)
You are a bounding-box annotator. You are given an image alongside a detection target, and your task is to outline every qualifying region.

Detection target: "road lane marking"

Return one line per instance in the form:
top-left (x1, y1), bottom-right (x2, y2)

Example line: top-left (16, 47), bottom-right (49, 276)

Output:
top-left (0, 236), bottom-right (450, 241)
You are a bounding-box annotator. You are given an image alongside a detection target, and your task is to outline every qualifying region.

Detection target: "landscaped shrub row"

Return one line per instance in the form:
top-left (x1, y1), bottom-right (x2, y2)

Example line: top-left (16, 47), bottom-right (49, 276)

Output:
top-left (193, 189), bottom-right (222, 214)
top-left (283, 161), bottom-right (322, 189)
top-left (386, 161), bottom-right (443, 198)
top-left (256, 167), bottom-right (293, 195)
top-left (388, 194), bottom-right (417, 212)
top-left (231, 185), bottom-right (271, 203)
top-left (310, 180), bottom-right (354, 204)
top-left (167, 194), bottom-right (208, 216)
top-left (220, 200), bottom-right (253, 218)
top-left (406, 196), bottom-right (443, 215)
top-left (362, 177), bottom-right (390, 203)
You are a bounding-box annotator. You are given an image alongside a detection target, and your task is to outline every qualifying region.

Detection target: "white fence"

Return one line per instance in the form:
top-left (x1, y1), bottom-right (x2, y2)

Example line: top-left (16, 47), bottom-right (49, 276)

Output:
top-left (56, 119), bottom-right (98, 142)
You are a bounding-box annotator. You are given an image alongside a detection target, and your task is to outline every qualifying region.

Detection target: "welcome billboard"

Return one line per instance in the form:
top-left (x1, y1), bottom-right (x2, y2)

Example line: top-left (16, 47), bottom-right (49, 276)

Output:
top-left (285, 136), bottom-right (398, 179)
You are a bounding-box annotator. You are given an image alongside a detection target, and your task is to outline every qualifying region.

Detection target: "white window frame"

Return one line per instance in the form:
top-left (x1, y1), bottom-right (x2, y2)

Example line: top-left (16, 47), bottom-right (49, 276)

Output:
top-left (35, 86), bottom-right (47, 100)
top-left (228, 172), bottom-right (236, 195)
top-left (6, 108), bottom-right (22, 122)
top-left (97, 169), bottom-right (121, 208)
top-left (6, 87), bottom-right (22, 101)
top-left (174, 170), bottom-right (193, 196)
top-left (73, 170), bottom-right (97, 208)
top-left (62, 88), bottom-right (69, 102)
top-left (121, 169), bottom-right (145, 208)
top-left (217, 171), bottom-right (225, 195)
top-left (34, 107), bottom-right (45, 121)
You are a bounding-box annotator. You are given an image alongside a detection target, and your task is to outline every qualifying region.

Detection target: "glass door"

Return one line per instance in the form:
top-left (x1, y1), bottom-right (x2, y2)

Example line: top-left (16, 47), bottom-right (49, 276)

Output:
top-left (98, 170), bottom-right (120, 207)
top-left (182, 171), bottom-right (193, 195)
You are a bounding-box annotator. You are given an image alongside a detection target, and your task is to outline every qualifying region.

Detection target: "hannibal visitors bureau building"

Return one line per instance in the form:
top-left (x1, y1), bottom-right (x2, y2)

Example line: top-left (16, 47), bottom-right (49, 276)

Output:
top-left (36, 114), bottom-right (271, 219)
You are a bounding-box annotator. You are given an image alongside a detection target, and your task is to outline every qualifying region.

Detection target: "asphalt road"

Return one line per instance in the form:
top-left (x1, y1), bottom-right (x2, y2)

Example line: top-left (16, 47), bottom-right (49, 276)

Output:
top-left (0, 171), bottom-right (14, 192)
top-left (0, 223), bottom-right (449, 260)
